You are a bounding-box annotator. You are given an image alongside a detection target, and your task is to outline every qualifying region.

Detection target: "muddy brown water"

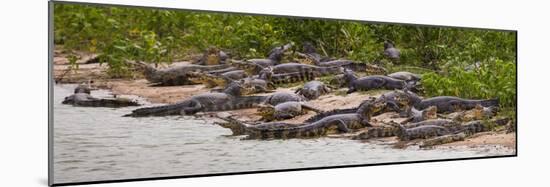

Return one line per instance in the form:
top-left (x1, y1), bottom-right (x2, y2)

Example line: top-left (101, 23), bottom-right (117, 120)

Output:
top-left (53, 84), bottom-right (514, 183)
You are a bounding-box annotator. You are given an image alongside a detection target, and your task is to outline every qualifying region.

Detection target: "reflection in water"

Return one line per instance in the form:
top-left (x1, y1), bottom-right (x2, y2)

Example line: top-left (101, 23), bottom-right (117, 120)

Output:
top-left (53, 84), bottom-right (514, 183)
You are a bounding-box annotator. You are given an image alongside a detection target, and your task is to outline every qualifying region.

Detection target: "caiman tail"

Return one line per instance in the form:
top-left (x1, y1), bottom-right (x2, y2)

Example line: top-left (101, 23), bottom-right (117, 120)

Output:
top-left (461, 117), bottom-right (511, 135)
top-left (123, 102), bottom-right (189, 117)
top-left (203, 96), bottom-right (268, 112)
top-left (344, 63), bottom-right (387, 75)
top-left (353, 126), bottom-right (396, 140)
top-left (478, 98), bottom-right (499, 108)
top-left (270, 71), bottom-right (315, 85)
top-left (304, 107), bottom-right (358, 123)
top-left (314, 66), bottom-right (344, 76)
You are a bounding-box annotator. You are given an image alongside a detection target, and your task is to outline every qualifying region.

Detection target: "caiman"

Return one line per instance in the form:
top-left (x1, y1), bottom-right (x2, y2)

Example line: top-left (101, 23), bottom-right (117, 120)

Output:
top-left (257, 101), bottom-right (322, 121)
top-left (303, 91), bottom-right (411, 124)
top-left (445, 104), bottom-right (499, 122)
top-left (62, 86), bottom-right (140, 108)
top-left (420, 118), bottom-right (511, 147)
top-left (388, 71), bottom-right (421, 83)
top-left (414, 96), bottom-right (499, 113)
top-left (258, 67), bottom-right (316, 85)
top-left (404, 106), bottom-right (438, 123)
top-left (122, 81), bottom-right (262, 117)
top-left (231, 63), bottom-right (340, 85)
top-left (230, 43), bottom-right (293, 74)
top-left (295, 81), bottom-right (331, 100)
top-left (394, 124), bottom-right (453, 141)
top-left (392, 118), bottom-right (510, 141)
top-left (186, 70), bottom-right (249, 88)
top-left (128, 61), bottom-right (230, 86)
top-left (188, 66), bottom-right (314, 89)
top-left (264, 92), bottom-right (307, 106)
top-left (343, 69), bottom-right (417, 94)
top-left (271, 63), bottom-right (343, 76)
top-left (353, 117), bottom-right (451, 140)
top-left (316, 60), bottom-right (388, 75)
top-left (216, 98), bottom-right (387, 139)
top-left (383, 41), bottom-right (400, 61)
top-left (377, 89), bottom-right (422, 117)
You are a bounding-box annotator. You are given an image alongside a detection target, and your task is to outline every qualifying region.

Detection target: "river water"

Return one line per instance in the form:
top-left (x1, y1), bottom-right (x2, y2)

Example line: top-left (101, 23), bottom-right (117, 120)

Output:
top-left (53, 84), bottom-right (514, 184)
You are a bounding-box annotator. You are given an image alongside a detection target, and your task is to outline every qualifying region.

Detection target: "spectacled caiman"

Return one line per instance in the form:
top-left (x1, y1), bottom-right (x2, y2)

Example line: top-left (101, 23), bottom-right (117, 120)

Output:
top-left (62, 86), bottom-right (140, 108)
top-left (316, 60), bottom-right (388, 75)
top-left (383, 41), bottom-right (400, 61)
top-left (304, 90), bottom-right (414, 124)
top-left (187, 66), bottom-right (314, 90)
top-left (122, 81), bottom-right (259, 117)
top-left (392, 118), bottom-right (510, 141)
top-left (229, 43), bottom-right (293, 74)
top-left (388, 71), bottom-right (421, 83)
top-left (257, 101), bottom-right (322, 121)
top-left (295, 81), bottom-right (331, 100)
top-left (444, 104), bottom-right (499, 122)
top-left (343, 69), bottom-right (418, 94)
top-left (127, 61), bottom-right (230, 86)
top-left (215, 98), bottom-right (387, 139)
top-left (414, 96), bottom-right (499, 113)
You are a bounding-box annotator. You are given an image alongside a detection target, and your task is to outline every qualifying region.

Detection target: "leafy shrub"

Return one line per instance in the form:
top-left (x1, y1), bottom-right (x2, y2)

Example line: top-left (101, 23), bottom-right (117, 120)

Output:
top-left (421, 59), bottom-right (516, 108)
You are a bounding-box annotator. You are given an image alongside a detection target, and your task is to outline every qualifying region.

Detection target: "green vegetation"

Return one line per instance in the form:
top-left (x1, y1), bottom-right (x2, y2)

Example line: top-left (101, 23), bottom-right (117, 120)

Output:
top-left (422, 60), bottom-right (516, 108)
top-left (53, 3), bottom-right (516, 108)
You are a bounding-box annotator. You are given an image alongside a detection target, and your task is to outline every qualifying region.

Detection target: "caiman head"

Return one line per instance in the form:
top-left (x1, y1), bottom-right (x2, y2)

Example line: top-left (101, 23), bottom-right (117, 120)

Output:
top-left (223, 81), bottom-right (249, 97)
top-left (186, 71), bottom-right (226, 88)
top-left (422, 106), bottom-right (438, 120)
top-left (357, 96), bottom-right (388, 122)
top-left (472, 104), bottom-right (485, 119)
top-left (392, 90), bottom-right (413, 106)
top-left (387, 120), bottom-right (406, 139)
top-left (126, 61), bottom-right (159, 81)
top-left (257, 104), bottom-right (276, 121)
top-left (204, 46), bottom-right (222, 65)
top-left (384, 41), bottom-right (395, 50)
top-left (267, 43), bottom-right (293, 62)
top-left (214, 116), bottom-right (247, 136)
top-left (230, 60), bottom-right (263, 75)
top-left (456, 104), bottom-right (488, 122)
top-left (233, 80), bottom-right (259, 96)
top-left (74, 80), bottom-right (95, 94)
top-left (402, 88), bottom-right (422, 105)
top-left (186, 71), bottom-right (210, 84)
top-left (61, 95), bottom-right (75, 104)
top-left (342, 69), bottom-right (358, 84)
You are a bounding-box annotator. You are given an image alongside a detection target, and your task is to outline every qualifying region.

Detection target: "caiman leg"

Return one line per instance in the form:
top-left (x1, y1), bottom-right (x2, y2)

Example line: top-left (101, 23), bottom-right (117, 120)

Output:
top-left (253, 86), bottom-right (274, 93)
top-left (267, 82), bottom-right (277, 90)
top-left (334, 119), bottom-right (353, 133)
top-left (399, 105), bottom-right (412, 117)
top-left (346, 86), bottom-right (357, 94)
top-left (386, 101), bottom-right (400, 113)
top-left (181, 100), bottom-right (203, 115)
